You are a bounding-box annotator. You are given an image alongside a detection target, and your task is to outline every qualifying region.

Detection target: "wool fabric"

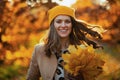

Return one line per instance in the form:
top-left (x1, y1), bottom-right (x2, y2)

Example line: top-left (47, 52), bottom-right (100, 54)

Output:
top-left (48, 6), bottom-right (75, 25)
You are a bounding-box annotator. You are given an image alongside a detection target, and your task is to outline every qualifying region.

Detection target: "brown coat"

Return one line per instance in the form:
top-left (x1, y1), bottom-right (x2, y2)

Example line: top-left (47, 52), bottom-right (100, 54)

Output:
top-left (26, 44), bottom-right (57, 80)
top-left (26, 44), bottom-right (71, 80)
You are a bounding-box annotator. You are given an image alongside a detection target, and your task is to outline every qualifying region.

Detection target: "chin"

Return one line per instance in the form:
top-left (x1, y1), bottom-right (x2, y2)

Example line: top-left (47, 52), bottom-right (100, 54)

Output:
top-left (60, 35), bottom-right (69, 38)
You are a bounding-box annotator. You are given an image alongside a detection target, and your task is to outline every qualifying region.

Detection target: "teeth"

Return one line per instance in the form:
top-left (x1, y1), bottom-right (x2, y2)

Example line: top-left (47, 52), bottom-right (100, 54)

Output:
top-left (60, 30), bottom-right (67, 32)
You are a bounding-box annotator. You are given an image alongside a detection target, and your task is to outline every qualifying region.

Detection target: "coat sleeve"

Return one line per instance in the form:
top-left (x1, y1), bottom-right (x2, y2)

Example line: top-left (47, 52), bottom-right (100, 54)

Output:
top-left (26, 45), bottom-right (41, 80)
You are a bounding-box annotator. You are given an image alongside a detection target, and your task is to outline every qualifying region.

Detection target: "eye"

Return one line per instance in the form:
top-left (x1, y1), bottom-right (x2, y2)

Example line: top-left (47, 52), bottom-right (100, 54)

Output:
top-left (55, 20), bottom-right (62, 23)
top-left (65, 20), bottom-right (71, 23)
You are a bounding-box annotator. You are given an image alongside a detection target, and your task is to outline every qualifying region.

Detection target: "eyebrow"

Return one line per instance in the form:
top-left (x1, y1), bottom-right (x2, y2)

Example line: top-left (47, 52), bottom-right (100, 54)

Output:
top-left (55, 18), bottom-right (71, 21)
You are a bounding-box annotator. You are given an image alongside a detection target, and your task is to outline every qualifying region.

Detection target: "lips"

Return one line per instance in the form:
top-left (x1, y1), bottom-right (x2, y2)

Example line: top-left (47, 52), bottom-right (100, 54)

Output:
top-left (58, 27), bottom-right (68, 32)
top-left (58, 29), bottom-right (69, 34)
top-left (56, 27), bottom-right (71, 38)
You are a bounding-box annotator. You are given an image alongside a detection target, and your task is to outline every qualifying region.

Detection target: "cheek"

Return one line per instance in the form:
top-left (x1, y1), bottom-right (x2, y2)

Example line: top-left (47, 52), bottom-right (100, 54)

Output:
top-left (68, 25), bottom-right (72, 33)
top-left (54, 23), bottom-right (59, 30)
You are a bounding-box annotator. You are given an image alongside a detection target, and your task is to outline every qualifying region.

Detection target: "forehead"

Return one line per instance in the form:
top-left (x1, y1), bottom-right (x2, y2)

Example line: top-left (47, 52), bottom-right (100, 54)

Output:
top-left (54, 15), bottom-right (71, 20)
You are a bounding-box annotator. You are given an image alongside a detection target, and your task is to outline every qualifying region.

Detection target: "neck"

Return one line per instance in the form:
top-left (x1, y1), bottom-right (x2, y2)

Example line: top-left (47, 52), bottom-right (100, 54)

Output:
top-left (60, 37), bottom-right (69, 50)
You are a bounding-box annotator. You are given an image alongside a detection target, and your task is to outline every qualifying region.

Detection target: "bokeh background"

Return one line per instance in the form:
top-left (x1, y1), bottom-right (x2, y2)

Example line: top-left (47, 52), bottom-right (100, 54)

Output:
top-left (0, 0), bottom-right (120, 80)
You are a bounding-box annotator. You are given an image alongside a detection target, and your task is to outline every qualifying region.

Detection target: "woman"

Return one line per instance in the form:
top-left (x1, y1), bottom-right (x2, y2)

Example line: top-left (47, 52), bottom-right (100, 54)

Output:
top-left (26, 6), bottom-right (102, 80)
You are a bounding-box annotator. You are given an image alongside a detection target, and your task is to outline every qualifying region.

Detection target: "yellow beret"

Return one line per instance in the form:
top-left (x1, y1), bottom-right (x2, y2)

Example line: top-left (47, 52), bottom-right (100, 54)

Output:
top-left (48, 6), bottom-right (75, 25)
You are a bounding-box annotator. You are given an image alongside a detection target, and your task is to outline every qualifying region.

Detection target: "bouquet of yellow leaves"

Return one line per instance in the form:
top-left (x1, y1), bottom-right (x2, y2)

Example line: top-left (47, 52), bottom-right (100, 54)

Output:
top-left (62, 45), bottom-right (105, 80)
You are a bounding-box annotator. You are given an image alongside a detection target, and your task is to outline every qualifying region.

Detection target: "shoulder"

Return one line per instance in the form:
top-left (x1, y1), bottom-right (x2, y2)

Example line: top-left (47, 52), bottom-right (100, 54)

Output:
top-left (35, 43), bottom-right (45, 50)
top-left (34, 43), bottom-right (45, 55)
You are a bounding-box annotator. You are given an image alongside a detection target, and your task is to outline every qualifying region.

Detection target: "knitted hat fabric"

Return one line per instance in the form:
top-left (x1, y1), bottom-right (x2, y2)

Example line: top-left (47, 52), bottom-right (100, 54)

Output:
top-left (48, 6), bottom-right (75, 25)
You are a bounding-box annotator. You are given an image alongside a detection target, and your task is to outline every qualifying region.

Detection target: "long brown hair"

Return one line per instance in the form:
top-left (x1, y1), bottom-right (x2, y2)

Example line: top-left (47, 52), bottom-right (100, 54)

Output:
top-left (44, 17), bottom-right (102, 57)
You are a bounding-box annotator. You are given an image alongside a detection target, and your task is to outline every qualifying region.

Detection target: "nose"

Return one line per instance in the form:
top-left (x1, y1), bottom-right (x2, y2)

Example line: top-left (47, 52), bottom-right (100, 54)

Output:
top-left (61, 22), bottom-right (66, 27)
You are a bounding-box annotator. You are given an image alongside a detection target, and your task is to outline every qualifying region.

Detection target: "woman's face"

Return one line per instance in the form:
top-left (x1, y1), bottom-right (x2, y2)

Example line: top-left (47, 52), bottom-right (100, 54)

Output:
top-left (54, 15), bottom-right (72, 39)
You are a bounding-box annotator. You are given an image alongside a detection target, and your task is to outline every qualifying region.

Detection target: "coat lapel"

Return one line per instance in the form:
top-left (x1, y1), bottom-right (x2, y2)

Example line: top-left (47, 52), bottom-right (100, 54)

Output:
top-left (39, 53), bottom-right (57, 80)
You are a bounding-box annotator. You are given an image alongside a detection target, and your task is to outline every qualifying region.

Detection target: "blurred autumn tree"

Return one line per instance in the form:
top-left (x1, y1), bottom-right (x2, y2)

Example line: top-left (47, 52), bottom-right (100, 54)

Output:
top-left (0, 0), bottom-right (57, 65)
top-left (0, 0), bottom-right (120, 80)
top-left (0, 0), bottom-right (58, 79)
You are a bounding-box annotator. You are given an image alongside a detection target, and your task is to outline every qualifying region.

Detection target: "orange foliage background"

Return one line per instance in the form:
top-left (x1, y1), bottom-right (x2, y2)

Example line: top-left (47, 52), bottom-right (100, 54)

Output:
top-left (0, 0), bottom-right (120, 80)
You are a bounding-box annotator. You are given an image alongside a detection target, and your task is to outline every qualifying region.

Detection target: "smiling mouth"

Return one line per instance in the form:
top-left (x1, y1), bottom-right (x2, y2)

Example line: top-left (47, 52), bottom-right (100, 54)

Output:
top-left (59, 29), bottom-right (68, 33)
